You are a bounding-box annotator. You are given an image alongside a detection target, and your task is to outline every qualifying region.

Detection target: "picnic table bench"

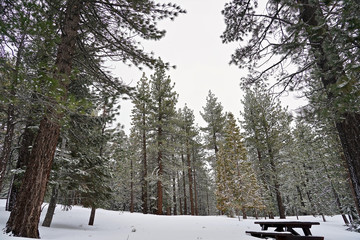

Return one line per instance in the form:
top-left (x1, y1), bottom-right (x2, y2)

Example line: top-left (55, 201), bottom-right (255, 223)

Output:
top-left (245, 220), bottom-right (324, 240)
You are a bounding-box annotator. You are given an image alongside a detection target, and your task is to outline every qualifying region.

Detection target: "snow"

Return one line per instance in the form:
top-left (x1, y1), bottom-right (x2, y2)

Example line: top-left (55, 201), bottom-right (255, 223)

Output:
top-left (1, 199), bottom-right (359, 240)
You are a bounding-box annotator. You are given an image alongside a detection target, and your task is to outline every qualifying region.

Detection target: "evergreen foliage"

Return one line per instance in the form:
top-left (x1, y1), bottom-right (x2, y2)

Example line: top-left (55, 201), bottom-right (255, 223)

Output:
top-left (216, 112), bottom-right (263, 217)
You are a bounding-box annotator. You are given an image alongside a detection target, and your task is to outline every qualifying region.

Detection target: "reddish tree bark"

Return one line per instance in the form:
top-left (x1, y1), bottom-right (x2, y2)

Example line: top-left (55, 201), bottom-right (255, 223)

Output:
top-left (5, 0), bottom-right (82, 237)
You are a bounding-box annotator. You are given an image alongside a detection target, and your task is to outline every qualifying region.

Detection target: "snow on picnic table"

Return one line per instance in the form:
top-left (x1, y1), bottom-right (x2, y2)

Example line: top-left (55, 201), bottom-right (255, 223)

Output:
top-left (0, 199), bottom-right (359, 240)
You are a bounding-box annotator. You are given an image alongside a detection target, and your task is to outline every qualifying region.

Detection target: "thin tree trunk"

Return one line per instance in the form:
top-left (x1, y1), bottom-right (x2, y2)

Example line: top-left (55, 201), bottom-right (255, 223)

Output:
top-left (177, 171), bottom-right (183, 215)
top-left (193, 168), bottom-right (199, 216)
top-left (141, 116), bottom-right (148, 214)
top-left (88, 206), bottom-right (96, 226)
top-left (186, 140), bottom-right (194, 215)
top-left (322, 161), bottom-right (350, 225)
top-left (172, 176), bottom-right (177, 215)
top-left (130, 157), bottom-right (134, 213)
top-left (42, 185), bottom-right (59, 227)
top-left (156, 125), bottom-right (163, 215)
top-left (206, 191), bottom-right (210, 215)
top-left (5, 0), bottom-right (82, 237)
top-left (181, 153), bottom-right (187, 215)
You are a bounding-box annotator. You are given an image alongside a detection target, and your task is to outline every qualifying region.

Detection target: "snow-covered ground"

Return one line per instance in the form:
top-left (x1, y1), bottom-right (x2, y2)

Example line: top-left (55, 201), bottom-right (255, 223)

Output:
top-left (1, 199), bottom-right (358, 240)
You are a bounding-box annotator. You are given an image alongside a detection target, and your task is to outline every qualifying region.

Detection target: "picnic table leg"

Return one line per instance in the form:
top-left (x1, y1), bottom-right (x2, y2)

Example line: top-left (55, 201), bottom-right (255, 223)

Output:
top-left (261, 224), bottom-right (268, 230)
top-left (302, 227), bottom-right (312, 236)
top-left (285, 227), bottom-right (300, 235)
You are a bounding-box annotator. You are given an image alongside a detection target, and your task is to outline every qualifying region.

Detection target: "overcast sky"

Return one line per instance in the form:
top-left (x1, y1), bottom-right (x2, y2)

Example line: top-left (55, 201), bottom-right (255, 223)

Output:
top-left (110, 0), bottom-right (305, 133)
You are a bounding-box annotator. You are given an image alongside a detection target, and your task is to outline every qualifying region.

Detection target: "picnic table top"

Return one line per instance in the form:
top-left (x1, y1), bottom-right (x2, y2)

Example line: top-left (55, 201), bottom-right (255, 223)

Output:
top-left (254, 221), bottom-right (320, 227)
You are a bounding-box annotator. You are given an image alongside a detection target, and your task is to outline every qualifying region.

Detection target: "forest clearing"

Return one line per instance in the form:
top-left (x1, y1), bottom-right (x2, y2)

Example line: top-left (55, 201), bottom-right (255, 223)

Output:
top-left (1, 0), bottom-right (359, 239)
top-left (0, 199), bottom-right (359, 240)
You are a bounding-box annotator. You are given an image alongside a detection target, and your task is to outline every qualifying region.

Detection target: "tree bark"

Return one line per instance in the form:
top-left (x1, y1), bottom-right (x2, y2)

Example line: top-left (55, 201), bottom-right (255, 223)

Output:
top-left (42, 185), bottom-right (59, 227)
top-left (6, 118), bottom-right (60, 238)
top-left (141, 115), bottom-right (148, 214)
top-left (177, 171), bottom-right (183, 215)
top-left (6, 119), bottom-right (36, 211)
top-left (130, 157), bottom-right (134, 213)
top-left (156, 125), bottom-right (163, 215)
top-left (172, 176), bottom-right (177, 215)
top-left (181, 154), bottom-right (187, 215)
top-left (186, 140), bottom-right (195, 215)
top-left (298, 0), bottom-right (360, 215)
top-left (88, 206), bottom-right (96, 226)
top-left (5, 0), bottom-right (82, 237)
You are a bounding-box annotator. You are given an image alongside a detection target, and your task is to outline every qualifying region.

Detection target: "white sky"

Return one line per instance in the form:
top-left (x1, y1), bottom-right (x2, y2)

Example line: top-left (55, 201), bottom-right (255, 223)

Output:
top-left (109, 0), bottom-right (305, 133)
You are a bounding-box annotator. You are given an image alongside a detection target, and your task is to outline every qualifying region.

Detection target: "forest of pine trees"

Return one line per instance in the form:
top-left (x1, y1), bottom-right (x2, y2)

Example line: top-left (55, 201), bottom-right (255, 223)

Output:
top-left (0, 0), bottom-right (359, 239)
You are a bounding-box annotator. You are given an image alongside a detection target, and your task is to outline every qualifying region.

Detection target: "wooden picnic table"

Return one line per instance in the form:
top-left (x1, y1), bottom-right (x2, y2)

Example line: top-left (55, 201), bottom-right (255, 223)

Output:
top-left (245, 220), bottom-right (323, 240)
top-left (254, 221), bottom-right (320, 236)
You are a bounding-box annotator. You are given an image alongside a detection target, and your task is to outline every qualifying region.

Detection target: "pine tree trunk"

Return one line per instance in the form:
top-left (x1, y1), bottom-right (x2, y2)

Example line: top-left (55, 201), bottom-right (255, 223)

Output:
top-left (242, 208), bottom-right (247, 219)
top-left (5, 0), bottom-right (82, 237)
top-left (181, 154), bottom-right (187, 215)
top-left (186, 141), bottom-right (195, 215)
top-left (88, 206), bottom-right (96, 226)
top-left (206, 191), bottom-right (210, 215)
top-left (193, 168), bottom-right (199, 216)
top-left (6, 120), bottom-right (36, 211)
top-left (172, 176), bottom-right (177, 215)
top-left (323, 161), bottom-right (350, 225)
top-left (6, 118), bottom-right (60, 238)
top-left (268, 147), bottom-right (285, 219)
top-left (130, 157), bottom-right (134, 213)
top-left (156, 125), bottom-right (163, 215)
top-left (42, 185), bottom-right (59, 227)
top-left (141, 121), bottom-right (148, 214)
top-left (298, 0), bottom-right (360, 216)
top-left (177, 171), bottom-right (183, 215)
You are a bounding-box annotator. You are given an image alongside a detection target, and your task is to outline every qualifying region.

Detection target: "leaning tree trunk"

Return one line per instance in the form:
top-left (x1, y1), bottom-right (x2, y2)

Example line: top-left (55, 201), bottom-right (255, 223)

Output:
top-left (42, 185), bottom-right (59, 227)
top-left (298, 0), bottom-right (360, 215)
top-left (5, 118), bottom-right (60, 238)
top-left (5, 0), bottom-right (82, 238)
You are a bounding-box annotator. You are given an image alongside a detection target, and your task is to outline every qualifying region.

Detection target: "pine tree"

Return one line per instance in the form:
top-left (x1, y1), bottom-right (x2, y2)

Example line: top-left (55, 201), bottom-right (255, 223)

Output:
top-left (131, 73), bottom-right (152, 214)
top-left (149, 62), bottom-right (178, 215)
top-left (241, 84), bottom-right (292, 219)
top-left (200, 90), bottom-right (226, 164)
top-left (222, 0), bottom-right (360, 215)
top-left (215, 113), bottom-right (263, 217)
top-left (4, 1), bottom-right (184, 237)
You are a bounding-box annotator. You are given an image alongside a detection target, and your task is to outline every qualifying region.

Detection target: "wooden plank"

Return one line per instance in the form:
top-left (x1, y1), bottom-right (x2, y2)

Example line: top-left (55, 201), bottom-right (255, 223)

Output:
top-left (245, 230), bottom-right (293, 238)
top-left (275, 236), bottom-right (324, 240)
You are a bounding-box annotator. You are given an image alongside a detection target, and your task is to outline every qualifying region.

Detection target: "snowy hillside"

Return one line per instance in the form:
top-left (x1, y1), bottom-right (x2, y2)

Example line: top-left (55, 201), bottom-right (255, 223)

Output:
top-left (1, 199), bottom-right (358, 240)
